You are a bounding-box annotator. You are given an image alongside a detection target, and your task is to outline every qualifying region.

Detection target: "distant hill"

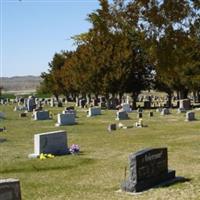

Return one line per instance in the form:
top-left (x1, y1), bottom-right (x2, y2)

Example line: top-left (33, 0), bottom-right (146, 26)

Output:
top-left (0, 76), bottom-right (42, 92)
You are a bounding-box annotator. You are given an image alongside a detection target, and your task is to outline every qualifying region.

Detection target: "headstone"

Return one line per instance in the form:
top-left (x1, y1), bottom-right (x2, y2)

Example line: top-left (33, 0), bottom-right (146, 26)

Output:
top-left (66, 106), bottom-right (75, 111)
top-left (27, 97), bottom-right (36, 112)
top-left (156, 108), bottom-right (162, 113)
top-left (33, 111), bottom-right (50, 120)
top-left (79, 99), bottom-right (86, 108)
top-left (108, 124), bottom-right (117, 132)
top-left (164, 100), bottom-right (170, 108)
top-left (160, 108), bottom-right (170, 115)
top-left (0, 178), bottom-right (21, 200)
top-left (121, 148), bottom-right (176, 193)
top-left (121, 103), bottom-right (132, 113)
top-left (87, 107), bottom-right (101, 117)
top-left (99, 102), bottom-right (107, 109)
top-left (179, 99), bottom-right (190, 110)
top-left (0, 127), bottom-right (6, 132)
top-left (177, 107), bottom-right (186, 113)
top-left (36, 100), bottom-right (42, 109)
top-left (50, 98), bottom-right (55, 107)
top-left (19, 113), bottom-right (27, 118)
top-left (0, 112), bottom-right (5, 119)
top-left (137, 107), bottom-right (143, 113)
top-left (149, 111), bottom-right (153, 117)
top-left (116, 110), bottom-right (129, 120)
top-left (185, 111), bottom-right (195, 121)
top-left (0, 138), bottom-right (7, 143)
top-left (57, 101), bottom-right (63, 107)
top-left (137, 112), bottom-right (142, 118)
top-left (126, 95), bottom-right (131, 104)
top-left (56, 113), bottom-right (76, 126)
top-left (75, 97), bottom-right (80, 107)
top-left (62, 109), bottom-right (76, 116)
top-left (92, 99), bottom-right (98, 107)
top-left (29, 130), bottom-right (68, 157)
top-left (144, 101), bottom-right (151, 109)
top-left (135, 119), bottom-right (143, 128)
top-left (14, 106), bottom-right (27, 111)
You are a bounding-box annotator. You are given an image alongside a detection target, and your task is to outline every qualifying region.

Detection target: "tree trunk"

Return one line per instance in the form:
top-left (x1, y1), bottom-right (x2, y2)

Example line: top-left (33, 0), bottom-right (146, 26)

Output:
top-left (131, 92), bottom-right (138, 110)
top-left (119, 92), bottom-right (123, 104)
top-left (105, 93), bottom-right (110, 109)
top-left (193, 91), bottom-right (197, 103)
top-left (167, 92), bottom-right (172, 108)
top-left (176, 91), bottom-right (180, 100)
top-left (179, 89), bottom-right (189, 99)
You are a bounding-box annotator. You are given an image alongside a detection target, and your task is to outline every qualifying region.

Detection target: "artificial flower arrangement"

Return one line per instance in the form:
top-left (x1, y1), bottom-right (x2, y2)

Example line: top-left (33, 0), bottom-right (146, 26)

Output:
top-left (39, 153), bottom-right (55, 160)
top-left (69, 144), bottom-right (80, 155)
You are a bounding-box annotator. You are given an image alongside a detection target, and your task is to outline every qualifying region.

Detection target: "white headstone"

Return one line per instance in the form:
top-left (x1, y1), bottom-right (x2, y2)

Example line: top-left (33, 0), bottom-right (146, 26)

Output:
top-left (121, 103), bottom-right (132, 113)
top-left (30, 130), bottom-right (68, 156)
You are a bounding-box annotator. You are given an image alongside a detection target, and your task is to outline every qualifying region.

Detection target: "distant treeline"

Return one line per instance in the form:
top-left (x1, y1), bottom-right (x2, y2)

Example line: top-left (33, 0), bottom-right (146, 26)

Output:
top-left (38, 0), bottom-right (200, 107)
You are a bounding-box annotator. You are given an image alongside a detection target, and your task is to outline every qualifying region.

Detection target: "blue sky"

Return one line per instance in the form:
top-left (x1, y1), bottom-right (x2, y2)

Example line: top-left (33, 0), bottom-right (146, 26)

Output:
top-left (1, 0), bottom-right (102, 77)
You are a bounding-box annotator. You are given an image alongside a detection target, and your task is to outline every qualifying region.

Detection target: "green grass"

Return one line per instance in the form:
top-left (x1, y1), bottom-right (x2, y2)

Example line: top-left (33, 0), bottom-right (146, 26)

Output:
top-left (0, 104), bottom-right (200, 200)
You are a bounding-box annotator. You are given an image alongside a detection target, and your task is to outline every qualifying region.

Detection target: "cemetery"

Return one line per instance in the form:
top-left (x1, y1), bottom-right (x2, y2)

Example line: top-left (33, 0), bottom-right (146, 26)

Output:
top-left (1, 0), bottom-right (200, 199)
top-left (0, 98), bottom-right (200, 199)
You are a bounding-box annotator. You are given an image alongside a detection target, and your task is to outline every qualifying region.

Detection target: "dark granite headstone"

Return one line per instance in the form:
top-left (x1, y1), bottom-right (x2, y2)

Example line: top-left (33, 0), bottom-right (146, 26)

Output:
top-left (121, 148), bottom-right (175, 192)
top-left (116, 110), bottom-right (129, 120)
top-left (57, 101), bottom-right (63, 107)
top-left (66, 106), bottom-right (75, 111)
top-left (108, 124), bottom-right (116, 132)
top-left (19, 113), bottom-right (27, 118)
top-left (144, 101), bottom-right (151, 109)
top-left (185, 111), bottom-right (195, 121)
top-left (149, 111), bottom-right (153, 117)
top-left (137, 112), bottom-right (142, 118)
top-left (0, 179), bottom-right (21, 200)
top-left (179, 99), bottom-right (190, 110)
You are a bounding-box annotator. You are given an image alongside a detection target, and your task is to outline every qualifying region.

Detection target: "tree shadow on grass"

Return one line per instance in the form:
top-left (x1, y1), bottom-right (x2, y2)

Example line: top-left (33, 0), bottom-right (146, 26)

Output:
top-left (0, 157), bottom-right (96, 174)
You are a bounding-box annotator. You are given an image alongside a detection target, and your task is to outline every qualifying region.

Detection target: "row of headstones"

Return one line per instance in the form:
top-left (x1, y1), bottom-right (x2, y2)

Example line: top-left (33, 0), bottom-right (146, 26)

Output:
top-left (1, 147), bottom-right (176, 199)
top-left (15, 97), bottom-right (65, 112)
top-left (18, 106), bottom-right (102, 126)
top-left (3, 95), bottom-right (192, 111)
top-left (117, 108), bottom-right (195, 121)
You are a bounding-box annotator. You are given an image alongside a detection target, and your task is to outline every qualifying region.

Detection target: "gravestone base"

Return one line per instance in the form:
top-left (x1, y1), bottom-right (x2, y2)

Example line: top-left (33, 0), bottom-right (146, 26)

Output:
top-left (28, 153), bottom-right (39, 159)
top-left (122, 170), bottom-right (175, 193)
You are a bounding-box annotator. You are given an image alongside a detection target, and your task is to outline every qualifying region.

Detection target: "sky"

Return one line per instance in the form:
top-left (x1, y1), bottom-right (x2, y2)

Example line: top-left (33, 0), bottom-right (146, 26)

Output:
top-left (0, 0), bottom-right (102, 77)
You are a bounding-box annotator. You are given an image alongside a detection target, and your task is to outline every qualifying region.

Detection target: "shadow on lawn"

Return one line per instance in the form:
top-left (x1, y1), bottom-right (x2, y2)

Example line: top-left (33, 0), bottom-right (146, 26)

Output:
top-left (0, 157), bottom-right (96, 174)
top-left (155, 176), bottom-right (191, 189)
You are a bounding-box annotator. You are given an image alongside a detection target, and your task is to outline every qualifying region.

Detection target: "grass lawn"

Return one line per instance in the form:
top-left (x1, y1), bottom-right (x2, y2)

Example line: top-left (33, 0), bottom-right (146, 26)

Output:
top-left (0, 104), bottom-right (200, 200)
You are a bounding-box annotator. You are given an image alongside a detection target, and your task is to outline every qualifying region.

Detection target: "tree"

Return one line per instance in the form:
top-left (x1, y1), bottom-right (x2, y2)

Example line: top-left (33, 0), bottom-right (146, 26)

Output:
top-left (38, 52), bottom-right (66, 99)
top-left (131, 0), bottom-right (200, 100)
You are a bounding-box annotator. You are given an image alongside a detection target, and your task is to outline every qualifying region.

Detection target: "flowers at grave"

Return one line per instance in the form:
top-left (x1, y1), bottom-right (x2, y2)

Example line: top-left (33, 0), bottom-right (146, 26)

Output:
top-left (39, 153), bottom-right (55, 160)
top-left (69, 144), bottom-right (80, 154)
